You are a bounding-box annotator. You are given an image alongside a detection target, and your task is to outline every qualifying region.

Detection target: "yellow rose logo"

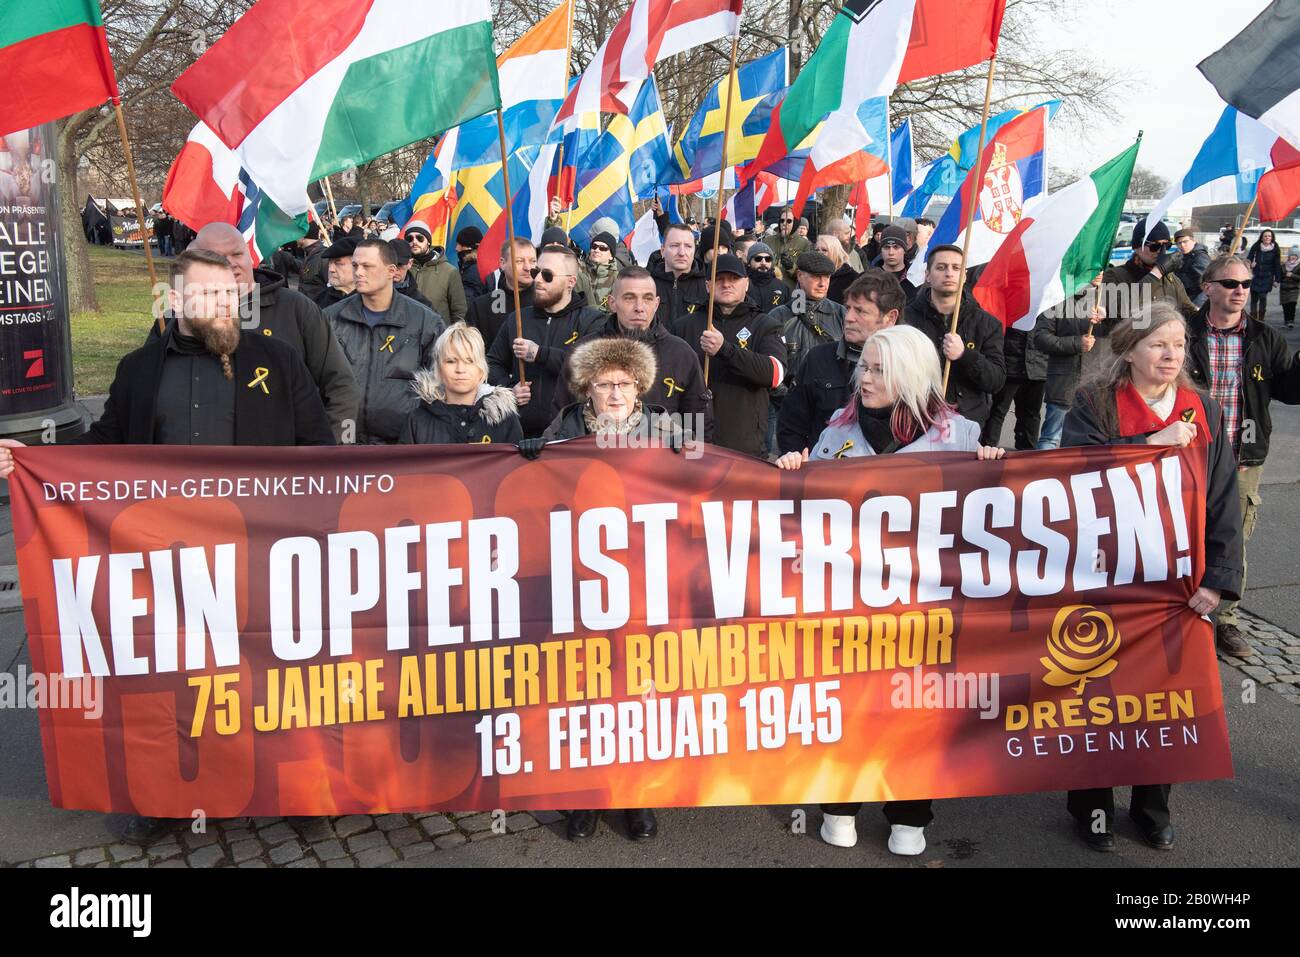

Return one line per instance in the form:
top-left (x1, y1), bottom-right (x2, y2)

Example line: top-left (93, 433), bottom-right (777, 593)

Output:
top-left (1041, 605), bottom-right (1120, 694)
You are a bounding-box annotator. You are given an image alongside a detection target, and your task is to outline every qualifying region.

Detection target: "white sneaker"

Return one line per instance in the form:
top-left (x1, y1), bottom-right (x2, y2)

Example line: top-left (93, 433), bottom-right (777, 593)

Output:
top-left (820, 813), bottom-right (859, 848)
top-left (887, 824), bottom-right (926, 856)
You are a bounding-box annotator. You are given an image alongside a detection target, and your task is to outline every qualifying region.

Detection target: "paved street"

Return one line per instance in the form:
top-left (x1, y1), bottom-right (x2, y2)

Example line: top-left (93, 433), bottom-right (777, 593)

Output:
top-left (1, 320), bottom-right (1297, 868)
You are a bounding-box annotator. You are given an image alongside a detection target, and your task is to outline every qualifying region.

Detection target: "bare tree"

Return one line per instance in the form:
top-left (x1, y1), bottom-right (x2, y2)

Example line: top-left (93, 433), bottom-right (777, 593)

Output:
top-left (1127, 165), bottom-right (1170, 200)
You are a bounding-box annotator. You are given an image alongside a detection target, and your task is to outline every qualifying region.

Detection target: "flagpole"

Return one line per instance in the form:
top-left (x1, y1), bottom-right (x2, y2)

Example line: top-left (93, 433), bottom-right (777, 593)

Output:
top-left (557, 0), bottom-right (576, 239)
top-left (942, 54), bottom-right (998, 395)
top-left (885, 97), bottom-right (895, 222)
top-left (703, 29), bottom-right (742, 386)
top-left (112, 102), bottom-right (163, 333)
top-left (496, 109), bottom-right (528, 385)
top-left (1229, 193), bottom-right (1258, 256)
top-left (321, 177), bottom-right (340, 229)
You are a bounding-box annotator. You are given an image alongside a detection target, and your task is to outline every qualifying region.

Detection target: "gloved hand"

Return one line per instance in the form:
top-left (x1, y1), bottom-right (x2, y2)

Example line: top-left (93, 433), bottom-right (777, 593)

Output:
top-left (518, 437), bottom-right (546, 460)
top-left (668, 429), bottom-right (684, 455)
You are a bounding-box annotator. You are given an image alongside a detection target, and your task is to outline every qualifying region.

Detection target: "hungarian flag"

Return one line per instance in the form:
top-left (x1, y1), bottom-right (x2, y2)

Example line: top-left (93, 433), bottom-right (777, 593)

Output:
top-left (0, 0), bottom-right (119, 135)
top-left (163, 122), bottom-right (307, 266)
top-left (973, 141), bottom-right (1139, 332)
top-left (747, 0), bottom-right (1005, 181)
top-left (1198, 0), bottom-right (1300, 157)
top-left (172, 0), bottom-right (501, 219)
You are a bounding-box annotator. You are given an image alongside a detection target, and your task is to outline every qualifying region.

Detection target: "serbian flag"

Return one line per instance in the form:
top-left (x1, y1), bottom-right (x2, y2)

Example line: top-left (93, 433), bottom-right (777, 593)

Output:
top-left (172, 0), bottom-right (501, 219)
top-left (0, 0), bottom-right (119, 135)
top-left (973, 141), bottom-right (1139, 331)
top-left (555, 0), bottom-right (742, 126)
top-left (907, 104), bottom-right (1051, 286)
top-left (163, 122), bottom-right (307, 265)
top-left (747, 0), bottom-right (1004, 183)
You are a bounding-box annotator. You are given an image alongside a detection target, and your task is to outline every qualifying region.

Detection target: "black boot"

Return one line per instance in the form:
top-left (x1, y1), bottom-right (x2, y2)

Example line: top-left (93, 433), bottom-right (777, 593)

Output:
top-left (625, 808), bottom-right (658, 841)
top-left (566, 809), bottom-right (600, 841)
top-left (120, 815), bottom-right (174, 846)
top-left (1074, 817), bottom-right (1115, 852)
top-left (1139, 823), bottom-right (1175, 849)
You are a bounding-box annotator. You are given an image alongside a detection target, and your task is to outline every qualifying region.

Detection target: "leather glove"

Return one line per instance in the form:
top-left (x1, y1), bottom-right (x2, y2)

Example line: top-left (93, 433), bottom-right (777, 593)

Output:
top-left (517, 437), bottom-right (546, 460)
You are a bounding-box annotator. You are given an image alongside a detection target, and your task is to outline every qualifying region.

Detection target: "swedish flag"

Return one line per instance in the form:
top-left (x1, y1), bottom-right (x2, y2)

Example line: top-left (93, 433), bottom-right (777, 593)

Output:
top-left (670, 48), bottom-right (788, 184)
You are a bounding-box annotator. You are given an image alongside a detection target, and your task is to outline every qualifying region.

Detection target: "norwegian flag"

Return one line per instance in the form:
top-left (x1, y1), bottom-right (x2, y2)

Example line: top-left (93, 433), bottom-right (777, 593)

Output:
top-left (555, 0), bottom-right (743, 127)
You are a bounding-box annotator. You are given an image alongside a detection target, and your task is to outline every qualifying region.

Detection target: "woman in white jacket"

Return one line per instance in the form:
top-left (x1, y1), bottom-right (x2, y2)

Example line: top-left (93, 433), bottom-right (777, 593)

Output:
top-left (775, 324), bottom-right (1004, 856)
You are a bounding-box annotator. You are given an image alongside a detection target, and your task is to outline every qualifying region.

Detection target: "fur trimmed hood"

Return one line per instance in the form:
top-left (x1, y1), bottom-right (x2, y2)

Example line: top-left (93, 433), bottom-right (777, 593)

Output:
top-left (411, 374), bottom-right (518, 425)
top-left (565, 337), bottom-right (657, 398)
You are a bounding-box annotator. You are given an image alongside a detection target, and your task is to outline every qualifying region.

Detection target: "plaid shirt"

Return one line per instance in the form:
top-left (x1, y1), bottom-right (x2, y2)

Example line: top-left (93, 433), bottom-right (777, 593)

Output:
top-left (1206, 318), bottom-right (1246, 450)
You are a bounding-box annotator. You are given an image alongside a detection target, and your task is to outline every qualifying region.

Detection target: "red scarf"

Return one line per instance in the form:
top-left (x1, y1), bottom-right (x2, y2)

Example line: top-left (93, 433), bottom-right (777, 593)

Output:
top-left (1115, 382), bottom-right (1209, 444)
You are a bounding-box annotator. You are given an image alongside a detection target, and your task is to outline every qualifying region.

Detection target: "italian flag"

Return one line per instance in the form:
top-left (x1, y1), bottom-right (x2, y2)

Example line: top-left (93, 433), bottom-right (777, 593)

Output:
top-left (171, 0), bottom-right (500, 218)
top-left (974, 141), bottom-right (1140, 332)
top-left (0, 0), bottom-right (119, 135)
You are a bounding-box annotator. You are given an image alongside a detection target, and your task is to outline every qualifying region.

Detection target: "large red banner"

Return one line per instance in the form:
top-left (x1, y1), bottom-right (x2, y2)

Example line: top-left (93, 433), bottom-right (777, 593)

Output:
top-left (8, 440), bottom-right (1230, 816)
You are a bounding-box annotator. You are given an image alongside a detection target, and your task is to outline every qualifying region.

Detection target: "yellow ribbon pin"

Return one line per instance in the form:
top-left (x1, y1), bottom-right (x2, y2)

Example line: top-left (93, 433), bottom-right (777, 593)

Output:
top-left (380, 335), bottom-right (396, 353)
top-left (663, 376), bottom-right (681, 397)
top-left (564, 330), bottom-right (578, 345)
top-left (262, 329), bottom-right (272, 336)
top-left (477, 435), bottom-right (493, 444)
top-left (833, 439), bottom-right (855, 459)
top-left (813, 324), bottom-right (825, 337)
top-left (247, 367), bottom-right (270, 394)
top-left (1252, 364), bottom-right (1264, 382)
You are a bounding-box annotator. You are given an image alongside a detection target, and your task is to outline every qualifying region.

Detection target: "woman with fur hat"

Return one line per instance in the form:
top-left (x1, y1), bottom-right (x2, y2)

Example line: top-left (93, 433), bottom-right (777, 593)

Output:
top-left (543, 337), bottom-right (678, 446)
top-left (774, 324), bottom-right (1003, 858)
top-left (400, 324), bottom-right (522, 445)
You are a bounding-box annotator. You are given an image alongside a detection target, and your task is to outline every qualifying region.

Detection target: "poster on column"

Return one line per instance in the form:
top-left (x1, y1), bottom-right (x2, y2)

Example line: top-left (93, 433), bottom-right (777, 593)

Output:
top-left (7, 440), bottom-right (1231, 816)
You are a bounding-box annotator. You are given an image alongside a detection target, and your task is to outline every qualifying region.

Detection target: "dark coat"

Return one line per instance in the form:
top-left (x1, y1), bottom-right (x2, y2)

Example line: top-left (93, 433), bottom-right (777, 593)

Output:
top-left (1063, 386), bottom-right (1242, 600)
top-left (1248, 242), bottom-right (1283, 294)
top-left (1171, 242), bottom-right (1210, 302)
top-left (902, 287), bottom-right (1006, 426)
top-left (827, 263), bottom-right (859, 305)
top-left (768, 297), bottom-right (845, 391)
top-left (1184, 306), bottom-right (1300, 466)
top-left (325, 289), bottom-right (445, 444)
top-left (466, 284), bottom-right (535, 354)
top-left (776, 336), bottom-right (857, 454)
top-left (542, 402), bottom-right (672, 442)
top-left (671, 301), bottom-right (787, 457)
top-left (650, 261), bottom-right (710, 325)
top-left (313, 285), bottom-right (355, 311)
top-left (399, 379), bottom-right (522, 445)
top-left (745, 270), bottom-right (792, 311)
top-left (459, 256), bottom-right (487, 301)
top-left (1282, 257), bottom-right (1300, 306)
top-left (1101, 257), bottom-right (1197, 319)
top-left (1002, 326), bottom-right (1047, 382)
top-left (486, 293), bottom-right (605, 438)
top-left (69, 326), bottom-right (333, 446)
top-left (552, 313), bottom-right (713, 441)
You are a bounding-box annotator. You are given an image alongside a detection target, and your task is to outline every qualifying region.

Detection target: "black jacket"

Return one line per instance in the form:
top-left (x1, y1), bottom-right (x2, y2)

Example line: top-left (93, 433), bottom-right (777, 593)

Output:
top-left (399, 378), bottom-right (523, 445)
top-left (325, 290), bottom-right (445, 444)
top-left (745, 270), bottom-right (792, 311)
top-left (395, 276), bottom-right (435, 311)
top-left (459, 256), bottom-right (487, 301)
top-left (651, 261), bottom-right (710, 325)
top-left (552, 313), bottom-right (713, 441)
top-left (827, 263), bottom-right (859, 305)
top-left (467, 284), bottom-right (535, 354)
top-left (313, 285), bottom-right (355, 311)
top-left (671, 301), bottom-right (786, 457)
top-left (769, 297), bottom-right (846, 391)
top-left (1171, 243), bottom-right (1210, 303)
top-left (486, 293), bottom-right (605, 438)
top-left (776, 336), bottom-right (858, 454)
top-left (69, 326), bottom-right (333, 446)
top-left (542, 401), bottom-right (672, 442)
top-left (902, 288), bottom-right (1006, 425)
top-left (1063, 386), bottom-right (1242, 600)
top-left (1002, 326), bottom-right (1047, 382)
top-left (873, 259), bottom-right (917, 302)
top-left (1248, 243), bottom-right (1283, 295)
top-left (1184, 307), bottom-right (1300, 466)
top-left (1102, 257), bottom-right (1197, 320)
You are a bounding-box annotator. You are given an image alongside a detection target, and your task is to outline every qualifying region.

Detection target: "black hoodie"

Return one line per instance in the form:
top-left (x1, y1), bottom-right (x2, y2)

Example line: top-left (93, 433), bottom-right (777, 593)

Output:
top-left (486, 291), bottom-right (606, 437)
top-left (650, 259), bottom-right (710, 325)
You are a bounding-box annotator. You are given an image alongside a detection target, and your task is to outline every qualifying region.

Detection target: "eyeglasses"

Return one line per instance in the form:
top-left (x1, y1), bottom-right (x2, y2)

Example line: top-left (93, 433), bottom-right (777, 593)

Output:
top-left (1144, 241), bottom-right (1171, 252)
top-left (590, 243), bottom-right (609, 253)
top-left (750, 255), bottom-right (772, 263)
top-left (590, 380), bottom-right (637, 396)
top-left (1207, 278), bottom-right (1250, 289)
top-left (529, 267), bottom-right (570, 282)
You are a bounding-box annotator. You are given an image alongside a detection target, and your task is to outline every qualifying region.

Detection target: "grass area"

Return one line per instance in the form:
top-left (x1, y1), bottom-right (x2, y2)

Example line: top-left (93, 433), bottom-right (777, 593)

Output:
top-left (71, 246), bottom-right (159, 395)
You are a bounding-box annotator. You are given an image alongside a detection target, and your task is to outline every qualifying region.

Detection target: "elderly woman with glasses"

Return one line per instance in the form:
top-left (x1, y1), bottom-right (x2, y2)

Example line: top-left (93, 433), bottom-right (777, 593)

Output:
top-left (541, 337), bottom-right (679, 446)
top-left (774, 324), bottom-right (1003, 858)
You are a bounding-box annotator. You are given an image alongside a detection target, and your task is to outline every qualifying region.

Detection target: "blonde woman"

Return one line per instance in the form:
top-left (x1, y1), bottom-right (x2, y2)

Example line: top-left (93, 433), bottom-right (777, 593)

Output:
top-left (774, 325), bottom-right (1002, 857)
top-left (815, 233), bottom-right (859, 305)
top-left (1062, 302), bottom-right (1241, 852)
top-left (400, 323), bottom-right (522, 444)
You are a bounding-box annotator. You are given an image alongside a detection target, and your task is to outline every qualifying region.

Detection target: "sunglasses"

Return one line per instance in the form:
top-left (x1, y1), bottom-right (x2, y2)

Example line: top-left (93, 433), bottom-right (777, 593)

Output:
top-left (590, 243), bottom-right (609, 253)
top-left (1207, 278), bottom-right (1250, 289)
top-left (529, 267), bottom-right (569, 282)
top-left (750, 255), bottom-right (772, 263)
top-left (1144, 241), bottom-right (1171, 252)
